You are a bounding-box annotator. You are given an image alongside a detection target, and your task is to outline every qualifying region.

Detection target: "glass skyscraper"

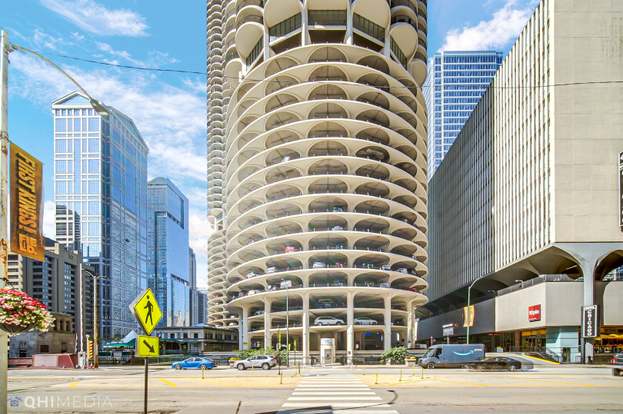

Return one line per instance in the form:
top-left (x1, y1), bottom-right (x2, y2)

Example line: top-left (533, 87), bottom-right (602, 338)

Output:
top-left (425, 51), bottom-right (503, 178)
top-left (52, 91), bottom-right (149, 340)
top-left (147, 177), bottom-right (191, 327)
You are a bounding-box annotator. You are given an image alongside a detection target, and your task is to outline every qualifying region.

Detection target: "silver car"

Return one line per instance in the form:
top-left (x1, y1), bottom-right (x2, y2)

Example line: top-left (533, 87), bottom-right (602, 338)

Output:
top-left (235, 355), bottom-right (277, 371)
top-left (314, 316), bottom-right (345, 326)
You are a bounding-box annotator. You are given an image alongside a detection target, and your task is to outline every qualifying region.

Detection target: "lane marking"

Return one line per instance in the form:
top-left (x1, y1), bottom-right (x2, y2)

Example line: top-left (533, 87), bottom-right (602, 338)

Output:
top-left (158, 378), bottom-right (177, 388)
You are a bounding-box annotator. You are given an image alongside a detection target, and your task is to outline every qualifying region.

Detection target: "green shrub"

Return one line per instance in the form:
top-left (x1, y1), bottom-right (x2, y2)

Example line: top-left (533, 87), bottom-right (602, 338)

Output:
top-left (381, 346), bottom-right (408, 364)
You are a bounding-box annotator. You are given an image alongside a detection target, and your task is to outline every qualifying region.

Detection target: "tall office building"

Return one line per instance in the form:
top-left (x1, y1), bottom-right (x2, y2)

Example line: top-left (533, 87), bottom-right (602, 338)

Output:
top-left (424, 51), bottom-right (502, 178)
top-left (207, 0), bottom-right (429, 361)
top-left (147, 177), bottom-right (191, 327)
top-left (52, 91), bottom-right (149, 339)
top-left (422, 0), bottom-right (623, 362)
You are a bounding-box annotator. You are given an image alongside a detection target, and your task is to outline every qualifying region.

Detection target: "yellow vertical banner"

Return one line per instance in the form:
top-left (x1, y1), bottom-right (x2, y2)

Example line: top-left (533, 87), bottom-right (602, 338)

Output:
top-left (10, 143), bottom-right (44, 261)
top-left (463, 305), bottom-right (475, 328)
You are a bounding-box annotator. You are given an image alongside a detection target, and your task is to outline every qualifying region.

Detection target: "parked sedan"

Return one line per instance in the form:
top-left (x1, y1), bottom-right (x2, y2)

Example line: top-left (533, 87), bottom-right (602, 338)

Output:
top-left (314, 316), bottom-right (345, 326)
top-left (353, 317), bottom-right (378, 325)
top-left (172, 357), bottom-right (215, 370)
top-left (466, 357), bottom-right (522, 371)
top-left (234, 355), bottom-right (277, 371)
top-left (611, 353), bottom-right (623, 365)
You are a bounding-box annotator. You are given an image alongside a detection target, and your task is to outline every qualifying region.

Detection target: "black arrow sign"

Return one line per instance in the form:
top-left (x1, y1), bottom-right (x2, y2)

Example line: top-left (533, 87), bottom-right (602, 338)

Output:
top-left (143, 340), bottom-right (155, 354)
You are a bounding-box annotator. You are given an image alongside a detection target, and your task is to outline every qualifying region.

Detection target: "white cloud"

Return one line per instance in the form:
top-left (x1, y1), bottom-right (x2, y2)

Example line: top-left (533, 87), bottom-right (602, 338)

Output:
top-left (40, 0), bottom-right (148, 37)
top-left (96, 42), bottom-right (144, 66)
top-left (442, 0), bottom-right (536, 51)
top-left (43, 201), bottom-right (56, 238)
top-left (33, 28), bottom-right (67, 51)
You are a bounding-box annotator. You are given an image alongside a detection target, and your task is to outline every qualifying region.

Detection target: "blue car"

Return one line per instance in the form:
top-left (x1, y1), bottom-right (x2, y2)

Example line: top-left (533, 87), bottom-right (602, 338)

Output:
top-left (172, 357), bottom-right (215, 370)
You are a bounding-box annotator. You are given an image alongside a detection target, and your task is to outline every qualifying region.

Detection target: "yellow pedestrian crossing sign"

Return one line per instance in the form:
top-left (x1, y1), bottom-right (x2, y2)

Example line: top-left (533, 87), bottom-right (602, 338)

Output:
top-left (136, 335), bottom-right (160, 358)
top-left (130, 288), bottom-right (162, 335)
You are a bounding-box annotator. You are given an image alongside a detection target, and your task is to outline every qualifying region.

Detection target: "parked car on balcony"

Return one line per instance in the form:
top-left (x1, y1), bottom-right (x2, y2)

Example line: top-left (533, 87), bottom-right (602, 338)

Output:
top-left (381, 264), bottom-right (391, 271)
top-left (312, 261), bottom-right (326, 268)
top-left (314, 316), bottom-right (345, 326)
top-left (354, 317), bottom-right (378, 325)
top-left (253, 310), bottom-right (264, 316)
top-left (266, 266), bottom-right (277, 273)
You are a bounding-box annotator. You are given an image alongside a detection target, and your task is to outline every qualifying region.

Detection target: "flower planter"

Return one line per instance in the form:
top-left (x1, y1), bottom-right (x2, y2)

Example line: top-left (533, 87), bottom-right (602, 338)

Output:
top-left (0, 322), bottom-right (34, 335)
top-left (0, 288), bottom-right (54, 335)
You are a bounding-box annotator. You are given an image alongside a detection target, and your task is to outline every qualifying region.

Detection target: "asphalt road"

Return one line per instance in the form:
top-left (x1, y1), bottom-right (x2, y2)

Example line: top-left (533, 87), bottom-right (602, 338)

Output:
top-left (6, 365), bottom-right (623, 413)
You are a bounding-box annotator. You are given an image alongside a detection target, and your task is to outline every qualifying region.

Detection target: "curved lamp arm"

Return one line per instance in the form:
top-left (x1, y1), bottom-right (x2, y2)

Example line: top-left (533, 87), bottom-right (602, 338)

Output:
top-left (10, 43), bottom-right (108, 116)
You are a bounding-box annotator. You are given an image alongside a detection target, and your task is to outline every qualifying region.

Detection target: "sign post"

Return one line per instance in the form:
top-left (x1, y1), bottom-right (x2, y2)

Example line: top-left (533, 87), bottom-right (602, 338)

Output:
top-left (129, 288), bottom-right (162, 414)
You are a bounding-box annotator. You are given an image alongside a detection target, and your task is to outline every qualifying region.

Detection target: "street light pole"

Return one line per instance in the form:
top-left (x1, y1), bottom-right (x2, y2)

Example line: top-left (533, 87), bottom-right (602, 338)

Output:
top-left (465, 276), bottom-right (486, 345)
top-left (0, 30), bottom-right (11, 414)
top-left (0, 30), bottom-right (109, 410)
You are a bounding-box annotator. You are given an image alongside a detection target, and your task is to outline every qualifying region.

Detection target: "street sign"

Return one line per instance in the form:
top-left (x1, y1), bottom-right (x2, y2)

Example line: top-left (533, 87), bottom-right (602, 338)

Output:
top-left (528, 304), bottom-right (542, 322)
top-left (442, 324), bottom-right (454, 337)
top-left (129, 288), bottom-right (162, 335)
top-left (582, 305), bottom-right (599, 338)
top-left (136, 336), bottom-right (160, 358)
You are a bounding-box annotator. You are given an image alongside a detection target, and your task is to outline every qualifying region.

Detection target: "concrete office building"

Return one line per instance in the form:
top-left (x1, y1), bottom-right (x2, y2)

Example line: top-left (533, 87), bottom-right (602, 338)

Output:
top-left (420, 0), bottom-right (623, 363)
top-left (148, 177), bottom-right (191, 327)
top-left (207, 0), bottom-right (429, 363)
top-left (7, 238), bottom-right (87, 356)
top-left (424, 51), bottom-right (502, 178)
top-left (53, 91), bottom-right (149, 339)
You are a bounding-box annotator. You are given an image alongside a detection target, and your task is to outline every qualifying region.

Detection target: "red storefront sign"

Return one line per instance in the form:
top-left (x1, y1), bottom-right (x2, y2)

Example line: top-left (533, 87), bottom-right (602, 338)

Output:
top-left (528, 305), bottom-right (542, 322)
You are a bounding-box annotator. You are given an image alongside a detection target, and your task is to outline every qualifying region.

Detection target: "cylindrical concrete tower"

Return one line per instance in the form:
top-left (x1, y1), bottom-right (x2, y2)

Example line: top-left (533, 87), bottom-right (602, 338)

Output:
top-left (207, 0), bottom-right (230, 327)
top-left (209, 0), bottom-right (429, 362)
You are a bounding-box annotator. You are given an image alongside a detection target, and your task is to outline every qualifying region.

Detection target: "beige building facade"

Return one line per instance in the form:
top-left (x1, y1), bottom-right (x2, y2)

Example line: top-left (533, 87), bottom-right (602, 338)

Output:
top-left (427, 0), bottom-right (623, 362)
top-left (206, 0), bottom-right (429, 362)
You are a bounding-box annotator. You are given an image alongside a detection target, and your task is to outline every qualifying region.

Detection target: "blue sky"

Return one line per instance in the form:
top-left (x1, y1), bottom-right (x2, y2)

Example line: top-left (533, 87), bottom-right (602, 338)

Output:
top-left (0, 0), bottom-right (537, 287)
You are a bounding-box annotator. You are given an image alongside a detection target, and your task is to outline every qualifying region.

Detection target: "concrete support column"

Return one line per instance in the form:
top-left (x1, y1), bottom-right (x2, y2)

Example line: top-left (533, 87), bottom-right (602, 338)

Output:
top-left (346, 2), bottom-right (353, 45)
top-left (384, 33), bottom-right (391, 59)
top-left (241, 305), bottom-right (250, 350)
top-left (580, 261), bottom-right (596, 363)
top-left (302, 293), bottom-right (310, 365)
top-left (384, 295), bottom-right (392, 352)
top-left (263, 29), bottom-right (270, 60)
top-left (406, 301), bottom-right (414, 348)
top-left (301, 7), bottom-right (309, 46)
top-left (264, 298), bottom-right (272, 350)
top-left (346, 292), bottom-right (354, 365)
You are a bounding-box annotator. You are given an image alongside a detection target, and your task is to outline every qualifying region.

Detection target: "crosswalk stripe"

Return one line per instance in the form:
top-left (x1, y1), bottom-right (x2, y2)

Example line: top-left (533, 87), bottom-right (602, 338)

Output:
top-left (292, 392), bottom-right (377, 396)
top-left (278, 374), bottom-right (397, 414)
top-left (288, 396), bottom-right (382, 401)
top-left (282, 403), bottom-right (393, 408)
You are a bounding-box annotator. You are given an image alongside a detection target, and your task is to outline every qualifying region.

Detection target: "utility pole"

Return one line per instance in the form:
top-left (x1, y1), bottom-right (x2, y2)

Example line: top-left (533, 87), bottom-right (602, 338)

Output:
top-left (0, 29), bottom-right (11, 414)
